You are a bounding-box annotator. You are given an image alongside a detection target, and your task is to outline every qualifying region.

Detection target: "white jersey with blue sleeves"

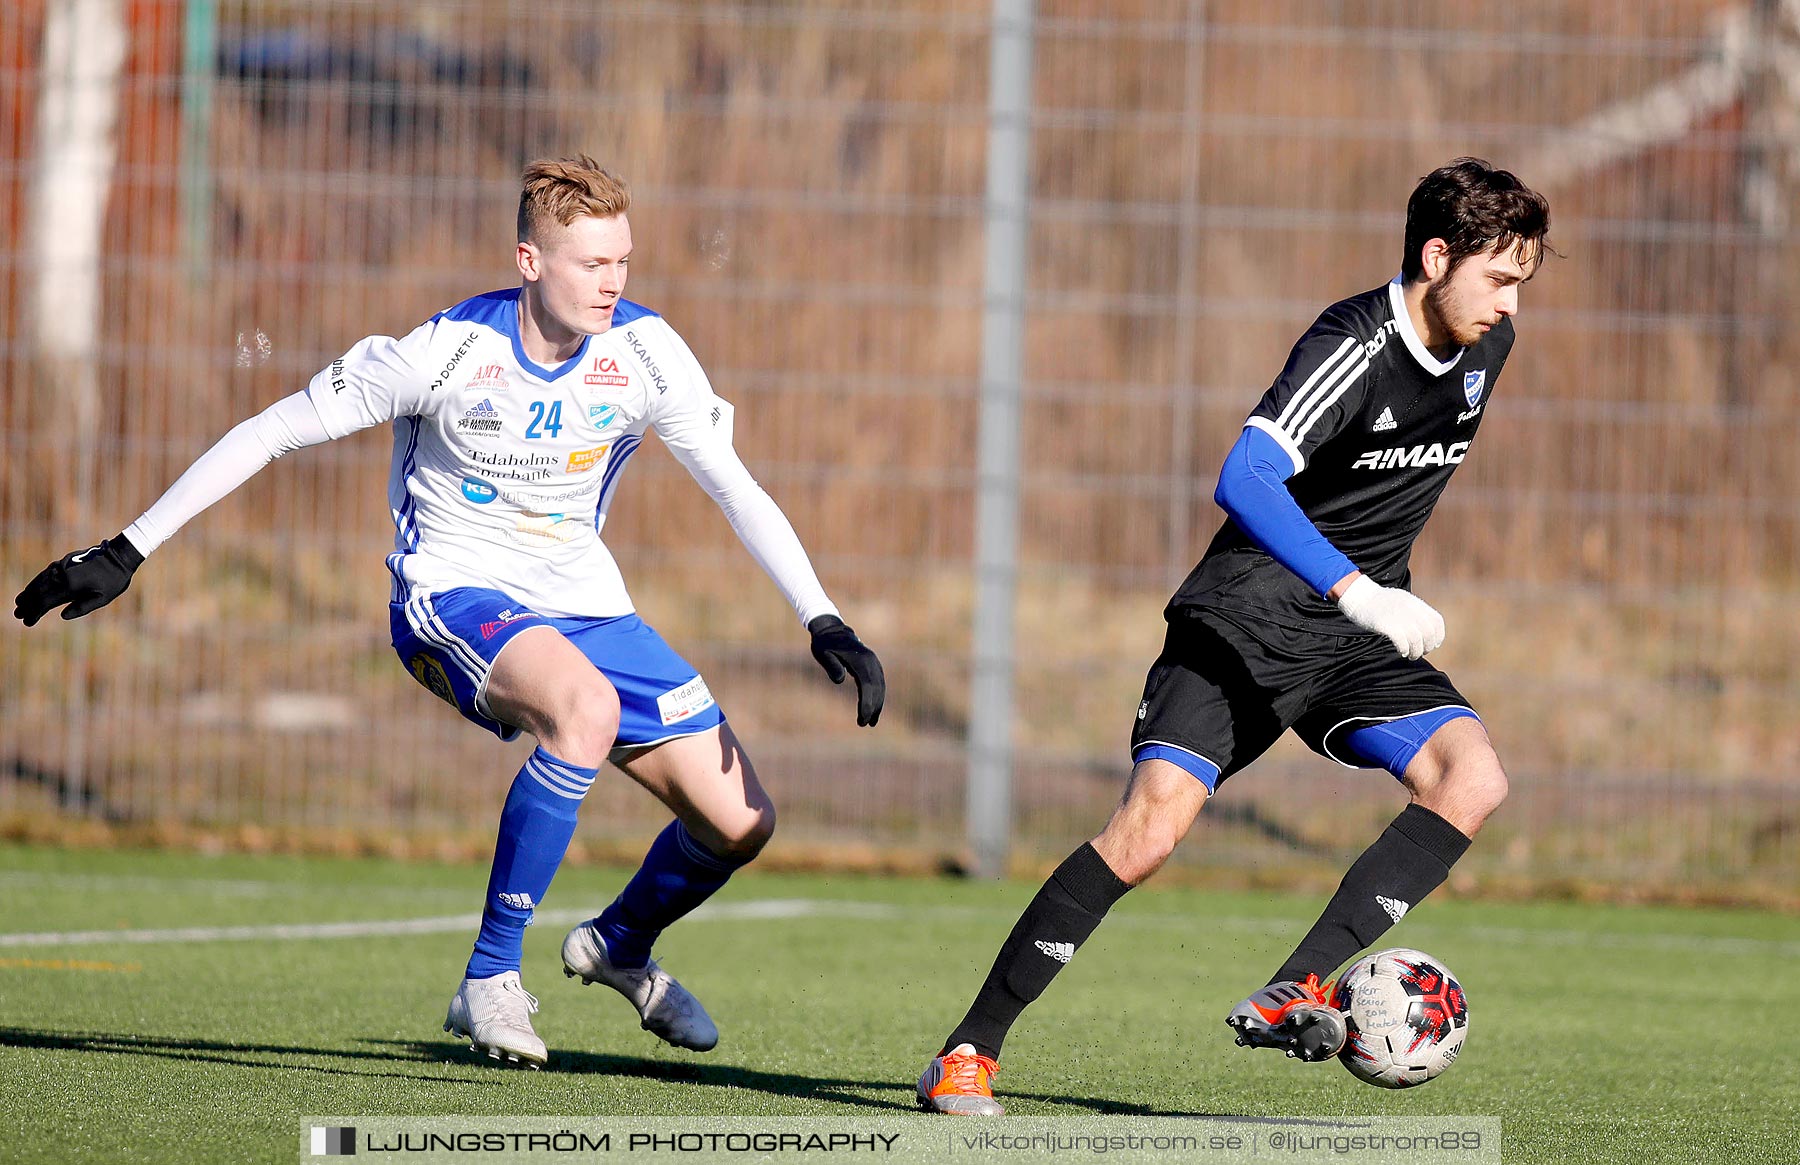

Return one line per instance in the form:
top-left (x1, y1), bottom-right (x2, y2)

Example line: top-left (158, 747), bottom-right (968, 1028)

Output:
top-left (302, 289), bottom-right (832, 622)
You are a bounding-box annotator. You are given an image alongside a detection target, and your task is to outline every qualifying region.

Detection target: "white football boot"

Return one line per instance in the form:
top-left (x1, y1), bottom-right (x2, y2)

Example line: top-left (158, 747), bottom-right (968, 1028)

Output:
top-left (561, 921), bottom-right (719, 1051)
top-left (444, 970), bottom-right (547, 1068)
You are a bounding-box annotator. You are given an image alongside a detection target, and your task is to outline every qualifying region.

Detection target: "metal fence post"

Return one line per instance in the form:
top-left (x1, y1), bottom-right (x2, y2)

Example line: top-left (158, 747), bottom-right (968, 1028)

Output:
top-left (968, 0), bottom-right (1034, 879)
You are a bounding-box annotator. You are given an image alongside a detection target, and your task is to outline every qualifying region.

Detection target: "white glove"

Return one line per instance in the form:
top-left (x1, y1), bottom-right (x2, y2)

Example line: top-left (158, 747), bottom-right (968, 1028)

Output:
top-left (1335, 576), bottom-right (1445, 660)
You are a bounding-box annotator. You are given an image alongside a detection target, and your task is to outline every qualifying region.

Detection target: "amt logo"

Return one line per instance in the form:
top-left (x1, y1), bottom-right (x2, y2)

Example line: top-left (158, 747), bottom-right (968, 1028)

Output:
top-left (461, 476), bottom-right (499, 504)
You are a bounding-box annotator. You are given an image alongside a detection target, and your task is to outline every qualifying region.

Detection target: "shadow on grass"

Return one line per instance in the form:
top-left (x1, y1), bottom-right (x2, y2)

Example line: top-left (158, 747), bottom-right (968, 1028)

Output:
top-left (0, 1025), bottom-right (474, 1084)
top-left (386, 1038), bottom-right (1225, 1116)
top-left (0, 1024), bottom-right (1231, 1116)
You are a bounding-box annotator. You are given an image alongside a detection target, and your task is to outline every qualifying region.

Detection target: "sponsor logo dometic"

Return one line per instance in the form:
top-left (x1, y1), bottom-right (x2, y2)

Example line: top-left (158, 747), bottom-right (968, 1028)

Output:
top-left (428, 331), bottom-right (481, 391)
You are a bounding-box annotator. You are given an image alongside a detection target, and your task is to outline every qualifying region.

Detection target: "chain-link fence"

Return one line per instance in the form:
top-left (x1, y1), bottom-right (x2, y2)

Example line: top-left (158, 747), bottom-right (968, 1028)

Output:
top-left (3, 0), bottom-right (1797, 896)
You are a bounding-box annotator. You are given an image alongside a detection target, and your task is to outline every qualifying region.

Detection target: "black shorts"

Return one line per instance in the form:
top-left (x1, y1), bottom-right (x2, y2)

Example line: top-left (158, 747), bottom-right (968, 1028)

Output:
top-left (1129, 607), bottom-right (1476, 790)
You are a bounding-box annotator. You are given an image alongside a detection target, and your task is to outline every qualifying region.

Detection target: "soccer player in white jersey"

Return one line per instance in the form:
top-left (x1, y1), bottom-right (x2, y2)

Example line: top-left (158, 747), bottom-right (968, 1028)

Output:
top-left (14, 156), bottom-right (885, 1068)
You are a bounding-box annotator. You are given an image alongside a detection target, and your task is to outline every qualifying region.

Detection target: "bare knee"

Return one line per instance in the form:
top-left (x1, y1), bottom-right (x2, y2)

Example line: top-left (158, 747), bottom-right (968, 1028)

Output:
top-left (1091, 761), bottom-right (1209, 887)
top-left (1400, 717), bottom-right (1508, 836)
top-left (530, 683), bottom-right (621, 768)
top-left (1463, 763), bottom-right (1510, 822)
top-left (1097, 832), bottom-right (1178, 888)
top-left (484, 627), bottom-right (621, 767)
top-left (705, 801), bottom-right (775, 862)
top-left (1409, 752), bottom-right (1508, 836)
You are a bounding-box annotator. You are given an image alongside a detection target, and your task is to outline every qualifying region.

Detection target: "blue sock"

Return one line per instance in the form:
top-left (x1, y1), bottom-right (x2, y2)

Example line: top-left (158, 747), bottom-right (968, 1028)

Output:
top-left (466, 747), bottom-right (598, 980)
top-left (592, 820), bottom-right (748, 968)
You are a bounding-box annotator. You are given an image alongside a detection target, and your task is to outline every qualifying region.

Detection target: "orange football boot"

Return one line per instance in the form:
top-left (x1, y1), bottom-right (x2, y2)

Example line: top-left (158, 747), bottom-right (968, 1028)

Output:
top-left (1224, 973), bottom-right (1347, 1061)
top-left (917, 1043), bottom-right (1004, 1115)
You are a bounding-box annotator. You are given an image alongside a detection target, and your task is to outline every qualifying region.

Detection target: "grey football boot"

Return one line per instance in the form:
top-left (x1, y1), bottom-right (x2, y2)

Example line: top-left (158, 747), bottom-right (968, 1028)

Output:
top-left (561, 921), bottom-right (719, 1051)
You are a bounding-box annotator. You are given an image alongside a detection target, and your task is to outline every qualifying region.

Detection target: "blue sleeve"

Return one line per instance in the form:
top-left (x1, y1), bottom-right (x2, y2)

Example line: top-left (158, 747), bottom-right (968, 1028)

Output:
top-left (1213, 426), bottom-right (1359, 599)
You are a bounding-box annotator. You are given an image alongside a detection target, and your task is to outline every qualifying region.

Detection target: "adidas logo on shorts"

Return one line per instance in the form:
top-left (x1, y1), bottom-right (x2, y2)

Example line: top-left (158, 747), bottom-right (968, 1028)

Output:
top-left (1035, 940), bottom-right (1074, 963)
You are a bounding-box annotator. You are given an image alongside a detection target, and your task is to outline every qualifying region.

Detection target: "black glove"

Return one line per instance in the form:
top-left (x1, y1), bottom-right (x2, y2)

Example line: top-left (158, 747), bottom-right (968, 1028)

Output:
top-left (807, 613), bottom-right (886, 727)
top-left (14, 534), bottom-right (145, 626)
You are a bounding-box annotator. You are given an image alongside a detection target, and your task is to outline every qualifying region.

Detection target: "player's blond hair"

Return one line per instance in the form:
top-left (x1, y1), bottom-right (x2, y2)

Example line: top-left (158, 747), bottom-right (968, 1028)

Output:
top-left (517, 155), bottom-right (631, 244)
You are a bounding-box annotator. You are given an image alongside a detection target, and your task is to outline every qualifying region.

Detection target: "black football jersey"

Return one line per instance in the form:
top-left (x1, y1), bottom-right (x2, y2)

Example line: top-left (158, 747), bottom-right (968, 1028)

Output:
top-left (1171, 278), bottom-right (1515, 632)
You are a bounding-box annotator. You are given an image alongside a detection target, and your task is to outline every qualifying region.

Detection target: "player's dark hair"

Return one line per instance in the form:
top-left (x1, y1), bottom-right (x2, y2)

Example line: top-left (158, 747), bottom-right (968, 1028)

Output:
top-left (1402, 158), bottom-right (1551, 281)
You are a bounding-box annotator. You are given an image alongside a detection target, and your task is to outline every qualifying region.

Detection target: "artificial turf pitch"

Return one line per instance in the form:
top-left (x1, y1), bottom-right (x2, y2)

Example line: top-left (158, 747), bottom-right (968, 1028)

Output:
top-left (0, 844), bottom-right (1794, 1163)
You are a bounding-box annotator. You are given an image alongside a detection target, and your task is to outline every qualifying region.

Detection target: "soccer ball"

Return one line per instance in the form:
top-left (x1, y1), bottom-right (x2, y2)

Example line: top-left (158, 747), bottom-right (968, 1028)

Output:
top-left (1331, 947), bottom-right (1468, 1088)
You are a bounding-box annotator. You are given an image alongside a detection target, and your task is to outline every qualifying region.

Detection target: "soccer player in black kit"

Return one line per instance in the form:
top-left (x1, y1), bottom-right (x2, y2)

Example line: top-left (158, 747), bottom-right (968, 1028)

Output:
top-left (917, 159), bottom-right (1552, 1114)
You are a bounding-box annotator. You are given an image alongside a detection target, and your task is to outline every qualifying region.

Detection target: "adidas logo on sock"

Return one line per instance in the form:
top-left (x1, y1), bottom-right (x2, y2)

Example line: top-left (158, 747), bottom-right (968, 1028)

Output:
top-left (498, 891), bottom-right (536, 911)
top-left (1372, 406), bottom-right (1397, 432)
top-left (1376, 895), bottom-right (1409, 923)
top-left (1035, 940), bottom-right (1074, 963)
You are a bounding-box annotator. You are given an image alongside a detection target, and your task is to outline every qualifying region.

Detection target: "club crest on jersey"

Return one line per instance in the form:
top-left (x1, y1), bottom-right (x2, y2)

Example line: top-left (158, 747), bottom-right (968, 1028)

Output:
top-left (585, 355), bottom-right (630, 388)
top-left (1463, 369), bottom-right (1486, 408)
top-left (589, 403), bottom-right (619, 429)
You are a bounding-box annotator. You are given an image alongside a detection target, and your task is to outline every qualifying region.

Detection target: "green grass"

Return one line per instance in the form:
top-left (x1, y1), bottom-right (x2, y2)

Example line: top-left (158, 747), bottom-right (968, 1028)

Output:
top-left (0, 845), bottom-right (1796, 1163)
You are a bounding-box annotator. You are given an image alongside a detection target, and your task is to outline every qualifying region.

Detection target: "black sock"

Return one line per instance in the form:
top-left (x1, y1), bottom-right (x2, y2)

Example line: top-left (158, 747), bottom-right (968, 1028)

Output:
top-left (944, 843), bottom-right (1131, 1059)
top-left (1270, 803), bottom-right (1472, 985)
